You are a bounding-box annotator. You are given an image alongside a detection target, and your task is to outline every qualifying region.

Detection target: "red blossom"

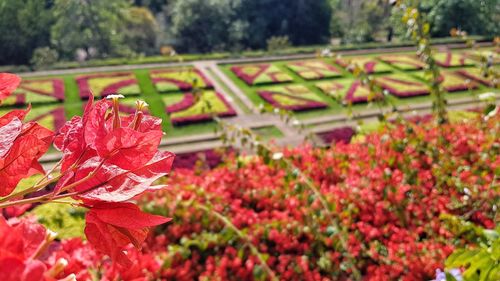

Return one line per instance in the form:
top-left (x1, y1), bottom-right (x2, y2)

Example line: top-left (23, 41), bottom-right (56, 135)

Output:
top-left (84, 203), bottom-right (171, 266)
top-left (0, 107), bottom-right (54, 196)
top-left (0, 216), bottom-right (48, 281)
top-left (53, 96), bottom-right (174, 202)
top-left (0, 73), bottom-right (21, 102)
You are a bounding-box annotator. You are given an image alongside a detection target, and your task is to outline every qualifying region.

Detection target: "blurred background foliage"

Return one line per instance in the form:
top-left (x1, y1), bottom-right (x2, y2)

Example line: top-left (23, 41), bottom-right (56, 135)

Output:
top-left (0, 0), bottom-right (498, 67)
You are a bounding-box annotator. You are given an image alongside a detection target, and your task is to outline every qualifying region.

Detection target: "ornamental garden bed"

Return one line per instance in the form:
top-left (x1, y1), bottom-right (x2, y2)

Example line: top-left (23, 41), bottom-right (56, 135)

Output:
top-left (378, 54), bottom-right (425, 70)
top-left (335, 56), bottom-right (392, 74)
top-left (375, 74), bottom-right (430, 98)
top-left (456, 68), bottom-right (498, 88)
top-left (230, 64), bottom-right (293, 85)
top-left (150, 68), bottom-right (213, 93)
top-left (315, 79), bottom-right (382, 104)
top-left (316, 126), bottom-right (356, 144)
top-left (2, 78), bottom-right (65, 106)
top-left (286, 60), bottom-right (343, 80)
top-left (0, 105), bottom-right (67, 132)
top-left (164, 90), bottom-right (237, 126)
top-left (434, 52), bottom-right (474, 67)
top-left (76, 72), bottom-right (141, 99)
top-left (257, 84), bottom-right (328, 111)
top-left (463, 50), bottom-right (500, 64)
top-left (173, 149), bottom-right (228, 170)
top-left (415, 71), bottom-right (479, 92)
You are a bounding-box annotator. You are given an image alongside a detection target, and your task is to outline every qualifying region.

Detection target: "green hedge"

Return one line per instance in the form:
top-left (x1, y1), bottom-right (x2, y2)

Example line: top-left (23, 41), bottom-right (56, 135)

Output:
top-left (5, 36), bottom-right (492, 73)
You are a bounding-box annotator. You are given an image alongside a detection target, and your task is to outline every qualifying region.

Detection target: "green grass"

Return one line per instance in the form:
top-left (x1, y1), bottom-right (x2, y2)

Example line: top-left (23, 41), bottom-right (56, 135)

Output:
top-left (206, 68), bottom-right (250, 114)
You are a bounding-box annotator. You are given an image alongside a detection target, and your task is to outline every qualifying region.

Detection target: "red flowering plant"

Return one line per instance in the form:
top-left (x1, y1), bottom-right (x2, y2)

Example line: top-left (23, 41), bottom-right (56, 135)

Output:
top-left (136, 112), bottom-right (498, 280)
top-left (0, 73), bottom-right (174, 279)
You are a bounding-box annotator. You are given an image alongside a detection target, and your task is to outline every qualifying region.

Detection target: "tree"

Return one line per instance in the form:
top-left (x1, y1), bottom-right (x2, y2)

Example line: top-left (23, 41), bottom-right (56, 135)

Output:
top-left (424, 0), bottom-right (499, 37)
top-left (239, 0), bottom-right (331, 49)
top-left (330, 0), bottom-right (392, 44)
top-left (169, 0), bottom-right (245, 53)
top-left (51, 0), bottom-right (132, 60)
top-left (122, 7), bottom-right (159, 55)
top-left (287, 0), bottom-right (332, 45)
top-left (0, 0), bottom-right (54, 65)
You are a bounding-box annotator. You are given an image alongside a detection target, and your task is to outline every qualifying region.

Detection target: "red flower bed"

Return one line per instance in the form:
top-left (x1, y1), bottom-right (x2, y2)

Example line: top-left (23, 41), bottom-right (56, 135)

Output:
top-left (139, 114), bottom-right (498, 280)
top-left (317, 126), bottom-right (356, 144)
top-left (173, 149), bottom-right (230, 170)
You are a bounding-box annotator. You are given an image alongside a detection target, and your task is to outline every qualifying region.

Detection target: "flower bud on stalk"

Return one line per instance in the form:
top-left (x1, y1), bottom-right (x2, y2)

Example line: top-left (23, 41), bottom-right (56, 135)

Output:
top-left (131, 100), bottom-right (148, 130)
top-left (106, 94), bottom-right (124, 129)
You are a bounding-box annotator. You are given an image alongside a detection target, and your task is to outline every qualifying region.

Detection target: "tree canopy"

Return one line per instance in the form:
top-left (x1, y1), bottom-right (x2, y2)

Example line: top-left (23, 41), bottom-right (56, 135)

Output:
top-left (0, 0), bottom-right (497, 66)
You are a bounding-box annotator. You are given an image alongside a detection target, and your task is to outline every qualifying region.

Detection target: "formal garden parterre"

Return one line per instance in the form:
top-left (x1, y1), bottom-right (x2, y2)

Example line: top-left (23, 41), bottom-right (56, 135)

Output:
top-left (316, 79), bottom-right (382, 104)
top-left (257, 84), bottom-right (328, 111)
top-left (230, 64), bottom-right (294, 85)
top-left (76, 72), bottom-right (141, 99)
top-left (2, 78), bottom-right (65, 106)
top-left (164, 90), bottom-right (237, 125)
top-left (335, 56), bottom-right (393, 74)
top-left (374, 74), bottom-right (430, 98)
top-left (223, 47), bottom-right (498, 119)
top-left (285, 60), bottom-right (343, 80)
top-left (377, 54), bottom-right (426, 71)
top-left (434, 52), bottom-right (475, 68)
top-left (151, 68), bottom-right (213, 93)
top-left (3, 47), bottom-right (498, 139)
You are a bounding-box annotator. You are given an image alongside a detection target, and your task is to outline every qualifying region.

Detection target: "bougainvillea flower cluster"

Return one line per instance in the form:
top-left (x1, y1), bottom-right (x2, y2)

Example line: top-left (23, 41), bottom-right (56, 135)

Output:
top-left (0, 73), bottom-right (174, 279)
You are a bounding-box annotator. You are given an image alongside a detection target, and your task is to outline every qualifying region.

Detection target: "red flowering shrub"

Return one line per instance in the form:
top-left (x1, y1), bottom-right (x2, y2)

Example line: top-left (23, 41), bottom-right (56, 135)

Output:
top-left (139, 113), bottom-right (498, 280)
